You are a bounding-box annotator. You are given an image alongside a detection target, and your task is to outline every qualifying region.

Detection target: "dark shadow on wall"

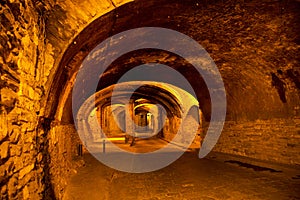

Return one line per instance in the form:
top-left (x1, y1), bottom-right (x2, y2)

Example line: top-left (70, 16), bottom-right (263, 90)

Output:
top-left (37, 117), bottom-right (56, 199)
top-left (271, 72), bottom-right (287, 103)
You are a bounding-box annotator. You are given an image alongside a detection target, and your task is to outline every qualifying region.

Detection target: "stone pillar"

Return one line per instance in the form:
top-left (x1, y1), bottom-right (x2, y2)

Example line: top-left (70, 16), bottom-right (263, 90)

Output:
top-left (125, 99), bottom-right (134, 135)
top-left (97, 106), bottom-right (104, 138)
top-left (125, 99), bottom-right (135, 144)
top-left (157, 106), bottom-right (164, 138)
top-left (102, 106), bottom-right (109, 137)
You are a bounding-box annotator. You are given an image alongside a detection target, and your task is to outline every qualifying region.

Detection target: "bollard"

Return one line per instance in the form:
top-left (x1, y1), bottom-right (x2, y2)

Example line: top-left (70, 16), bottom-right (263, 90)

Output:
top-left (103, 139), bottom-right (106, 153)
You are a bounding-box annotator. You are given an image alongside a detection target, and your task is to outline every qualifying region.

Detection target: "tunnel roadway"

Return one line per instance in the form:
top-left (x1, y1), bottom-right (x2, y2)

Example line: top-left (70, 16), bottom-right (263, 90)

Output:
top-left (63, 139), bottom-right (300, 200)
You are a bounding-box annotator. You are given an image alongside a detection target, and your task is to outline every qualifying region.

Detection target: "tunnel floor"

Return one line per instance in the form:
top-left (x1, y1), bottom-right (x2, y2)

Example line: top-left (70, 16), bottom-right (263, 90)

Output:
top-left (62, 139), bottom-right (300, 200)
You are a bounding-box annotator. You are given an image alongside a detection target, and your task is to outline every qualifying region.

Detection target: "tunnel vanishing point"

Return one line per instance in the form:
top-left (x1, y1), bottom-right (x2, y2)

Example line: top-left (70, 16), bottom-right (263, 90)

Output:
top-left (0, 0), bottom-right (300, 199)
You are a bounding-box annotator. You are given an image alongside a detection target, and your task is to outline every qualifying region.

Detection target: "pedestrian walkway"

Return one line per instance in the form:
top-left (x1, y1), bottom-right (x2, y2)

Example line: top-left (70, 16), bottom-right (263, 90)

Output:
top-left (88, 137), bottom-right (184, 154)
top-left (63, 143), bottom-right (300, 200)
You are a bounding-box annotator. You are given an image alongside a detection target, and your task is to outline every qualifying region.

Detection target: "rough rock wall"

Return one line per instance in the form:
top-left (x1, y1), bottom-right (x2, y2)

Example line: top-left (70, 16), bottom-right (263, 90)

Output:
top-left (0, 0), bottom-right (82, 199)
top-left (47, 124), bottom-right (83, 199)
top-left (0, 1), bottom-right (50, 199)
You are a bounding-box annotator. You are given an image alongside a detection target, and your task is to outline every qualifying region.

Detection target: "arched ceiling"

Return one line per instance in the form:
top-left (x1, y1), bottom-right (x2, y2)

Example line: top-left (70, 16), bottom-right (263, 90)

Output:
top-left (76, 81), bottom-right (199, 122)
top-left (45, 0), bottom-right (300, 123)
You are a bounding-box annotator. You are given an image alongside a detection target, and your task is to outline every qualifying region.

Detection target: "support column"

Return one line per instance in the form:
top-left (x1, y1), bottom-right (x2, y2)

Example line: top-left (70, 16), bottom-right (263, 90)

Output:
top-left (102, 105), bottom-right (109, 137)
top-left (125, 99), bottom-right (135, 145)
top-left (157, 106), bottom-right (164, 138)
top-left (96, 106), bottom-right (104, 139)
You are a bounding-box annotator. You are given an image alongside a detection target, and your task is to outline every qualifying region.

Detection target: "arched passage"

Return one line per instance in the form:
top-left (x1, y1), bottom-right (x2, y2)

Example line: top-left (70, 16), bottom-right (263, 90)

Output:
top-left (41, 0), bottom-right (300, 197)
top-left (76, 81), bottom-right (200, 147)
top-left (1, 0), bottom-right (299, 199)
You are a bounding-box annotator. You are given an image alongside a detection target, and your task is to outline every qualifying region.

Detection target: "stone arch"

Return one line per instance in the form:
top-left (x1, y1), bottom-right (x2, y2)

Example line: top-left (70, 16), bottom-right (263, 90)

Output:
top-left (76, 81), bottom-right (199, 141)
top-left (1, 0), bottom-right (300, 199)
top-left (42, 0), bottom-right (213, 124)
top-left (34, 1), bottom-right (300, 197)
top-left (40, 0), bottom-right (300, 126)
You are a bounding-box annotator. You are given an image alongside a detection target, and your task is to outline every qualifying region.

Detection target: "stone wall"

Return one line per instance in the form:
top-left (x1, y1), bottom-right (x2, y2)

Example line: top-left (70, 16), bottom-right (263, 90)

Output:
top-left (47, 124), bottom-right (83, 199)
top-left (213, 118), bottom-right (300, 165)
top-left (0, 1), bottom-right (50, 199)
top-left (0, 1), bottom-right (83, 199)
top-left (101, 106), bottom-right (124, 137)
top-left (163, 116), bottom-right (180, 142)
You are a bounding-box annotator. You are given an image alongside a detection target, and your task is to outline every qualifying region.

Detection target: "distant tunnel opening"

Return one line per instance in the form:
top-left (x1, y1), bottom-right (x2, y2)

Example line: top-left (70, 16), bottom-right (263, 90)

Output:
top-left (76, 81), bottom-right (203, 153)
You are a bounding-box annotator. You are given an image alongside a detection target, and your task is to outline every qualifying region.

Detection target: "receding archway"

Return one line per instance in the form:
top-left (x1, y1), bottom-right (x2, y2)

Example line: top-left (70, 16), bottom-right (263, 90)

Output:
top-left (34, 0), bottom-right (300, 198)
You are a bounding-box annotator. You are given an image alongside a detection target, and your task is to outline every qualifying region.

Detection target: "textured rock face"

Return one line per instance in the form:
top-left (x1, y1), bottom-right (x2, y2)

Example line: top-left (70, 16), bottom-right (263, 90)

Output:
top-left (0, 0), bottom-right (81, 199)
top-left (0, 1), bottom-right (49, 199)
top-left (0, 0), bottom-right (299, 199)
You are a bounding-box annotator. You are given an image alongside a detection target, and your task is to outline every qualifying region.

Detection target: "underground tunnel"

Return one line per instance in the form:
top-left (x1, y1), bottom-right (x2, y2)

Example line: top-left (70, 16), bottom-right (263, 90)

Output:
top-left (0, 0), bottom-right (300, 199)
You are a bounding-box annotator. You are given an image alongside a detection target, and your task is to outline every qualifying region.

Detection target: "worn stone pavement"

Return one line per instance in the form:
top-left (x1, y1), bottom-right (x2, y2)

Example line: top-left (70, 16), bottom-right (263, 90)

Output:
top-left (63, 139), bottom-right (300, 200)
